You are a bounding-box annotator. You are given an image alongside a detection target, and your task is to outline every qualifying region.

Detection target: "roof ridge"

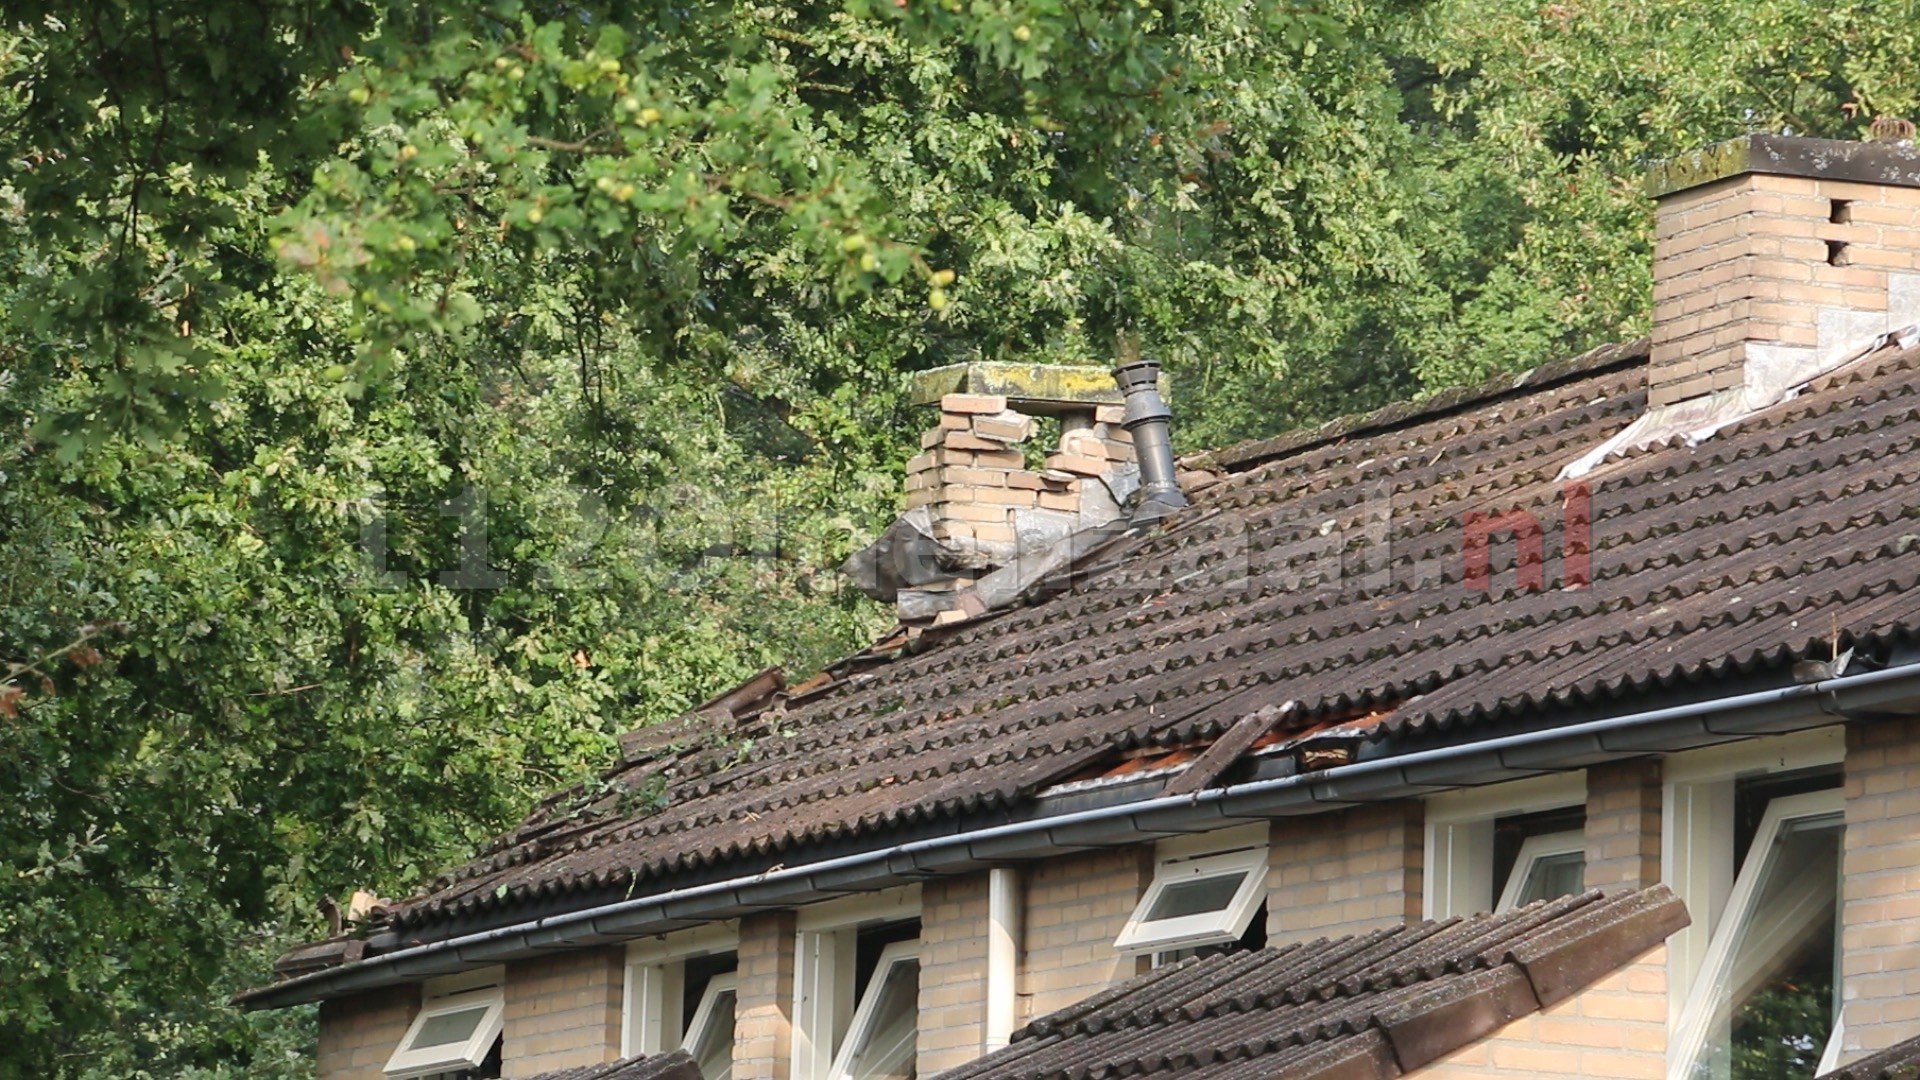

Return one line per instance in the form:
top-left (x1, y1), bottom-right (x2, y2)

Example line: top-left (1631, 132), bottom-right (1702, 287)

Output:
top-left (1199, 337), bottom-right (1650, 473)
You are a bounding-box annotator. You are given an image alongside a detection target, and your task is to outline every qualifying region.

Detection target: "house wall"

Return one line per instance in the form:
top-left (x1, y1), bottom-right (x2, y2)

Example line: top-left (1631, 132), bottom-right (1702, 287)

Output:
top-left (1841, 716), bottom-right (1920, 1059)
top-left (1267, 801), bottom-right (1424, 942)
top-left (735, 910), bottom-right (798, 1080)
top-left (316, 984), bottom-right (415, 1080)
top-left (1018, 846), bottom-right (1152, 1023)
top-left (502, 948), bottom-right (624, 1078)
top-left (919, 873), bottom-right (993, 1075)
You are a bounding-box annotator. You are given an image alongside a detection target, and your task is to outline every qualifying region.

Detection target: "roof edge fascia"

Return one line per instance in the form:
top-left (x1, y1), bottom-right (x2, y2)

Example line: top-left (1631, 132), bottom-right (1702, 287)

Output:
top-left (237, 660), bottom-right (1920, 1010)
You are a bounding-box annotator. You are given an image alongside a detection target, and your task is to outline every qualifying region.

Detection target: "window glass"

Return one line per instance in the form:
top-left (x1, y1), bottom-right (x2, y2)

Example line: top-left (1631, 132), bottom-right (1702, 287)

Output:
top-left (832, 948), bottom-right (918, 1080)
top-left (1672, 791), bottom-right (1842, 1080)
top-left (842, 958), bottom-right (917, 1080)
top-left (685, 983), bottom-right (736, 1080)
top-left (1144, 872), bottom-right (1246, 922)
top-left (1114, 845), bottom-right (1268, 955)
top-left (412, 1007), bottom-right (489, 1049)
top-left (1511, 851), bottom-right (1585, 908)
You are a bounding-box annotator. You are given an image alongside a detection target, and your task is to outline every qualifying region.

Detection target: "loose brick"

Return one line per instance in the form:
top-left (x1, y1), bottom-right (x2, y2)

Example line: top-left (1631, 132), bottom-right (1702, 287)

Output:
top-left (940, 393), bottom-right (1009, 414)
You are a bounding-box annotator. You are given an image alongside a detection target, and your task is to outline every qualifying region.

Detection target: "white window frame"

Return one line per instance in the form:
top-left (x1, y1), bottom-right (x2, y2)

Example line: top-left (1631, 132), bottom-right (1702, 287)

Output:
top-left (1665, 787), bottom-right (1845, 1080)
top-left (791, 886), bottom-right (922, 1080)
top-left (826, 940), bottom-right (920, 1080)
top-left (1424, 772), bottom-right (1587, 920)
top-left (621, 922), bottom-right (739, 1059)
top-left (683, 972), bottom-right (739, 1080)
top-left (1113, 833), bottom-right (1269, 956)
top-left (1494, 829), bottom-right (1588, 912)
top-left (383, 984), bottom-right (506, 1079)
top-left (1662, 725), bottom-right (1845, 1027)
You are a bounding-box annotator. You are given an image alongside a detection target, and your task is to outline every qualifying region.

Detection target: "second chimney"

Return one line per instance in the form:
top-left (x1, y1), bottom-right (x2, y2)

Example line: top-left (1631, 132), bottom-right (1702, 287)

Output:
top-left (1648, 134), bottom-right (1920, 410)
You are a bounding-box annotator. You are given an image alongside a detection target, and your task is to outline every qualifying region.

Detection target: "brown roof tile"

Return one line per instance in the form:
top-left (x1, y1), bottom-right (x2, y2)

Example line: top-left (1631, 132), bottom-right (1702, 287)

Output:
top-left (931, 885), bottom-right (1688, 1080)
top-left (525, 1051), bottom-right (702, 1080)
top-left (1821, 1036), bottom-right (1920, 1080)
top-left (371, 337), bottom-right (1920, 934)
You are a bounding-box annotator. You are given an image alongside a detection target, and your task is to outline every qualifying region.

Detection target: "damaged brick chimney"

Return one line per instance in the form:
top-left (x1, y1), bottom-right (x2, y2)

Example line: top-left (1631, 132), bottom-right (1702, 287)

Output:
top-left (903, 362), bottom-right (1146, 580)
top-left (840, 362), bottom-right (1169, 625)
top-left (1648, 134), bottom-right (1920, 410)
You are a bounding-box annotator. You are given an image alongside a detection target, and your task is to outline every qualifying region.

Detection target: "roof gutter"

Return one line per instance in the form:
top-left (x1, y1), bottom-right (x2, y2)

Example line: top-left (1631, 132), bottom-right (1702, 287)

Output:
top-left (239, 661), bottom-right (1920, 1009)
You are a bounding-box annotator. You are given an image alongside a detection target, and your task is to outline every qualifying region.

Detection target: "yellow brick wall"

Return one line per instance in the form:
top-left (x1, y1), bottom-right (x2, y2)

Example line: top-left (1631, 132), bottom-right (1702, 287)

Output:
top-left (1651, 172), bottom-right (1920, 406)
top-left (1268, 801), bottom-right (1423, 942)
top-left (502, 949), bottom-right (623, 1078)
top-left (1018, 847), bottom-right (1151, 1023)
top-left (1841, 717), bottom-right (1920, 1060)
top-left (918, 873), bottom-right (992, 1075)
top-left (736, 910), bottom-right (797, 1080)
top-left (317, 984), bottom-right (416, 1080)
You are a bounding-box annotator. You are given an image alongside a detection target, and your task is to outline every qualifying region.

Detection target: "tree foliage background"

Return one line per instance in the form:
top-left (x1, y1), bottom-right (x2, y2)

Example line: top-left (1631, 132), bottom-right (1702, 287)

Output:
top-left (2, 0), bottom-right (1917, 1074)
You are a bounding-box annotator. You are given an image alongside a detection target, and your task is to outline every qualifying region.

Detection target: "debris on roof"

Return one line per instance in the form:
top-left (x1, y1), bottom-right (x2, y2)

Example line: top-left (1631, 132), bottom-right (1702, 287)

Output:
top-left (937, 886), bottom-right (1688, 1080)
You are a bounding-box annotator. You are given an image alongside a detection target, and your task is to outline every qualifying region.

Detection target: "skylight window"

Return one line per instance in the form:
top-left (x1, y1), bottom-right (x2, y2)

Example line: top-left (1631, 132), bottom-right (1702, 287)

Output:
top-left (383, 987), bottom-right (505, 1079)
top-left (1114, 842), bottom-right (1268, 955)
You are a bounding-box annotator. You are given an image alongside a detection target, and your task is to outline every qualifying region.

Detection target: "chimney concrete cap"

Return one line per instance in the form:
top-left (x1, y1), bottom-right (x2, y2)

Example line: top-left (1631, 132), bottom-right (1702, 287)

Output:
top-left (909, 362), bottom-right (1169, 412)
top-left (1647, 133), bottom-right (1920, 199)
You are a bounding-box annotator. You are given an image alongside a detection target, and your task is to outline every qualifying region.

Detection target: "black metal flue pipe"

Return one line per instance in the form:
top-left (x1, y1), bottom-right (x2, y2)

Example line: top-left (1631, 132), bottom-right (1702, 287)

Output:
top-left (1113, 359), bottom-right (1188, 524)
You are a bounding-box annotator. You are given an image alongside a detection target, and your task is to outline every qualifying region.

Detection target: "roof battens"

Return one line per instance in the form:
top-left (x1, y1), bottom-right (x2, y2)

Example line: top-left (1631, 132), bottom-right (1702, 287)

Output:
top-left (1113, 358), bottom-right (1188, 525)
top-left (236, 659), bottom-right (1920, 1010)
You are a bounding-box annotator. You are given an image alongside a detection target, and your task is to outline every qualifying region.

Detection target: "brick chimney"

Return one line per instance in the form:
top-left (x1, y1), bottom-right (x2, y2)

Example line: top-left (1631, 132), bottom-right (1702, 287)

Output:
top-left (903, 363), bottom-right (1146, 571)
top-left (1649, 134), bottom-right (1920, 409)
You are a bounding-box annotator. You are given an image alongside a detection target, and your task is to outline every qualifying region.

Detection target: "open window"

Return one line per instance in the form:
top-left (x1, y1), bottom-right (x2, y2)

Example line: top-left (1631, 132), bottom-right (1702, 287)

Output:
top-left (826, 941), bottom-right (919, 1080)
top-left (683, 972), bottom-right (738, 1080)
top-left (384, 985), bottom-right (505, 1079)
top-left (1494, 826), bottom-right (1586, 911)
top-left (1115, 832), bottom-right (1268, 956)
top-left (623, 923), bottom-right (738, 1071)
top-left (792, 887), bottom-right (922, 1080)
top-left (1426, 774), bottom-right (1588, 920)
top-left (1668, 785), bottom-right (1843, 1080)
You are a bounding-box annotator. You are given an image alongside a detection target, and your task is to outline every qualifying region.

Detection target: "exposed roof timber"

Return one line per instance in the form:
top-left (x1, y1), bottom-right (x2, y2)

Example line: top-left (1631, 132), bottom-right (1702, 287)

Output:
top-left (235, 660), bottom-right (1920, 1010)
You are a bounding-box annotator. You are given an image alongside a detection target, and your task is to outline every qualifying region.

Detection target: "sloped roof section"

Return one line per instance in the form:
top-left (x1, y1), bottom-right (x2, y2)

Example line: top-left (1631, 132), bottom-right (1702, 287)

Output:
top-left (373, 336), bottom-right (1920, 935)
top-left (934, 886), bottom-right (1688, 1080)
top-left (1821, 1036), bottom-right (1920, 1080)
top-left (525, 1050), bottom-right (701, 1080)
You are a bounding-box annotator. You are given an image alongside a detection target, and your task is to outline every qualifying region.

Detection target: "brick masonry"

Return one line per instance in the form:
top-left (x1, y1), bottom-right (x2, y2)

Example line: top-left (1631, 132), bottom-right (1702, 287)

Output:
top-left (1840, 717), bottom-right (1920, 1060)
top-left (919, 873), bottom-right (992, 1075)
top-left (502, 949), bottom-right (624, 1078)
top-left (1423, 760), bottom-right (1668, 1080)
top-left (1267, 802), bottom-right (1423, 941)
top-left (316, 984), bottom-right (416, 1080)
top-left (1018, 847), bottom-right (1152, 1024)
top-left (1651, 171), bottom-right (1920, 406)
top-left (736, 910), bottom-right (798, 1080)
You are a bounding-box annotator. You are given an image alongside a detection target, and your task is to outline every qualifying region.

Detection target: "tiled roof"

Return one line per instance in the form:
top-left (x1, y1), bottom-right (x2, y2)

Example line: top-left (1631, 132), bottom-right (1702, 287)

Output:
top-left (373, 336), bottom-right (1920, 934)
top-left (525, 1051), bottom-right (701, 1080)
top-left (1822, 1036), bottom-right (1920, 1080)
top-left (933, 885), bottom-right (1688, 1080)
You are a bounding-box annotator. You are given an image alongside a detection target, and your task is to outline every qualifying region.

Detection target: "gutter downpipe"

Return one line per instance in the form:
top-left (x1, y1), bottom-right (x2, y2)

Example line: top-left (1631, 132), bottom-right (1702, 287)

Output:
top-left (241, 662), bottom-right (1920, 1009)
top-left (985, 867), bottom-right (1021, 1053)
